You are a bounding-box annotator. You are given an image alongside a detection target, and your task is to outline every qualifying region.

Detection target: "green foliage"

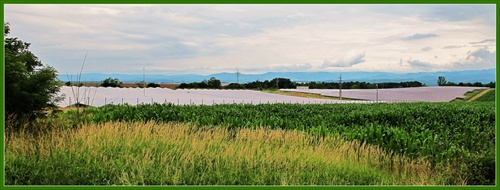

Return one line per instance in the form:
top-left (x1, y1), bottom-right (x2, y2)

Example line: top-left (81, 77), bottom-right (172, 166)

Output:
top-left (135, 81), bottom-right (159, 88)
top-left (474, 89), bottom-right (495, 102)
top-left (135, 81), bottom-right (145, 88)
top-left (147, 82), bottom-right (160, 88)
top-left (437, 76), bottom-right (494, 87)
top-left (207, 77), bottom-right (221, 88)
top-left (229, 80), bottom-right (423, 90)
top-left (100, 77), bottom-right (123, 88)
top-left (6, 121), bottom-right (436, 185)
top-left (73, 102), bottom-right (495, 185)
top-left (4, 22), bottom-right (62, 118)
top-left (437, 76), bottom-right (447, 86)
top-left (178, 77), bottom-right (221, 89)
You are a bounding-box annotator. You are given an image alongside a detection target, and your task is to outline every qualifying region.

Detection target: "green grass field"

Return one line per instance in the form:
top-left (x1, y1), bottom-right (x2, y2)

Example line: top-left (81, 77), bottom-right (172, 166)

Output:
top-left (5, 101), bottom-right (495, 185)
top-left (474, 89), bottom-right (495, 102)
top-left (5, 121), bottom-right (444, 185)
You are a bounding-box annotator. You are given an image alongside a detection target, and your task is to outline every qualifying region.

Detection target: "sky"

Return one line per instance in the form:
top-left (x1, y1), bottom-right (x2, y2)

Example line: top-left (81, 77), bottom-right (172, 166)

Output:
top-left (4, 4), bottom-right (496, 75)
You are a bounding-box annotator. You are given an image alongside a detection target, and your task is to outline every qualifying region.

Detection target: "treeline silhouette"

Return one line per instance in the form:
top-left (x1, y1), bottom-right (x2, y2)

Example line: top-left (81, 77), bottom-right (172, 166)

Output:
top-left (440, 81), bottom-right (495, 88)
top-left (178, 78), bottom-right (426, 89)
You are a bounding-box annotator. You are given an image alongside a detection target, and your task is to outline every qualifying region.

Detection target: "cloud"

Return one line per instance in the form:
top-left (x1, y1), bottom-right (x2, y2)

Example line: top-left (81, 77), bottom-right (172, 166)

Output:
top-left (4, 4), bottom-right (496, 75)
top-left (402, 33), bottom-right (439, 40)
top-left (450, 48), bottom-right (496, 70)
top-left (465, 48), bottom-right (496, 64)
top-left (321, 51), bottom-right (366, 68)
top-left (408, 60), bottom-right (434, 68)
top-left (400, 58), bottom-right (435, 68)
top-left (470, 38), bottom-right (496, 44)
top-left (443, 45), bottom-right (464, 49)
top-left (421, 46), bottom-right (433, 51)
top-left (421, 5), bottom-right (495, 25)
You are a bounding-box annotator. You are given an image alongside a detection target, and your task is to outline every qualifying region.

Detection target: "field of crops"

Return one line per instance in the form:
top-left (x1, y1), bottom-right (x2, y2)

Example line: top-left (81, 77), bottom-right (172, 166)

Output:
top-left (5, 100), bottom-right (495, 185)
top-left (67, 101), bottom-right (496, 185)
top-left (5, 121), bottom-right (440, 185)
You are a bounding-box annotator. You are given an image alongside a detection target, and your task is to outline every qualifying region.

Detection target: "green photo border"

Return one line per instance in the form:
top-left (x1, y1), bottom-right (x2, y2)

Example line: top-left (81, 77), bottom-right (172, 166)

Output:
top-left (1, 1), bottom-right (498, 189)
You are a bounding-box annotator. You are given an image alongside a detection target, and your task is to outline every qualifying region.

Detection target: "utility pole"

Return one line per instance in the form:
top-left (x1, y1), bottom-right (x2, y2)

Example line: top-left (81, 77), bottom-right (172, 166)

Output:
top-left (376, 83), bottom-right (379, 103)
top-left (339, 74), bottom-right (342, 100)
top-left (236, 69), bottom-right (240, 84)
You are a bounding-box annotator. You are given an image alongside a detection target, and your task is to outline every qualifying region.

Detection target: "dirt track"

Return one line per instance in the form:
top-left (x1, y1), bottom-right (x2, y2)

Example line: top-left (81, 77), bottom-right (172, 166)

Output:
top-left (467, 88), bottom-right (492, 102)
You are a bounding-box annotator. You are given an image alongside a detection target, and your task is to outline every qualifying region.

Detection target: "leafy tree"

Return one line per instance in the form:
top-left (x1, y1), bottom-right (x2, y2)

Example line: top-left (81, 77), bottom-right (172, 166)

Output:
top-left (225, 83), bottom-right (245, 89)
top-left (147, 82), bottom-right (160, 88)
top-left (100, 77), bottom-right (123, 87)
top-left (446, 81), bottom-right (457, 86)
top-left (437, 76), bottom-right (447, 86)
top-left (270, 78), bottom-right (296, 89)
top-left (5, 22), bottom-right (62, 118)
top-left (136, 81), bottom-right (145, 88)
top-left (207, 77), bottom-right (221, 88)
top-left (485, 81), bottom-right (495, 88)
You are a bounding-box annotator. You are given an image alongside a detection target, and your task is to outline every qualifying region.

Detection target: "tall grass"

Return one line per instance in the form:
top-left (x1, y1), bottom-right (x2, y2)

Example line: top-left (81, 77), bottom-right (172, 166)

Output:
top-left (76, 102), bottom-right (495, 185)
top-left (5, 121), bottom-right (449, 185)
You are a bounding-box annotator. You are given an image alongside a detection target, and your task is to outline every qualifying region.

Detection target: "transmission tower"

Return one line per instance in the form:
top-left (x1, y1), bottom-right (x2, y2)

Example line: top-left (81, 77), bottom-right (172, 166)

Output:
top-left (236, 69), bottom-right (240, 84)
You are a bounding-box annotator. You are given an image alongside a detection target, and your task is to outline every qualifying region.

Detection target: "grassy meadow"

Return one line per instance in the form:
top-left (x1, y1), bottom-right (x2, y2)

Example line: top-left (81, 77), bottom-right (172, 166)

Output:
top-left (6, 121), bottom-right (445, 185)
top-left (4, 99), bottom-right (495, 185)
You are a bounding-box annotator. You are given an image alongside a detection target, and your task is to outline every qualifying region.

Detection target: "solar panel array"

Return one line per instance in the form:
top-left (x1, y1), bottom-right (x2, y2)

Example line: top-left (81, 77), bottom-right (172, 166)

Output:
top-left (56, 86), bottom-right (368, 107)
top-left (281, 86), bottom-right (489, 102)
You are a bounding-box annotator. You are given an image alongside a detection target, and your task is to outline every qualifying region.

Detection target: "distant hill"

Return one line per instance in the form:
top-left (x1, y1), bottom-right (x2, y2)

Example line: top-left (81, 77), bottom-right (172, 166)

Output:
top-left (59, 68), bottom-right (496, 86)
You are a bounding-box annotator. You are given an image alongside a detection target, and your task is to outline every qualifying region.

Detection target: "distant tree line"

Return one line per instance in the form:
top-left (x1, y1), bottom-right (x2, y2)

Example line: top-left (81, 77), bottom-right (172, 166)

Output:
top-left (65, 77), bottom-right (162, 88)
top-left (224, 78), bottom-right (296, 89)
top-left (67, 76), bottom-right (495, 90)
top-left (178, 77), bottom-right (222, 89)
top-left (437, 76), bottom-right (495, 88)
top-left (177, 77), bottom-right (425, 90)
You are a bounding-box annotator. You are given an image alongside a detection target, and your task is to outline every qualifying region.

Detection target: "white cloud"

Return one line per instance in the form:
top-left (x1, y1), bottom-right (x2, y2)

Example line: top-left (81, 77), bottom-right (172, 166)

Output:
top-left (421, 46), bottom-right (433, 51)
top-left (443, 45), bottom-right (465, 49)
top-left (453, 48), bottom-right (496, 69)
top-left (4, 4), bottom-right (496, 75)
top-left (470, 39), bottom-right (496, 44)
top-left (407, 59), bottom-right (435, 68)
top-left (321, 51), bottom-right (366, 68)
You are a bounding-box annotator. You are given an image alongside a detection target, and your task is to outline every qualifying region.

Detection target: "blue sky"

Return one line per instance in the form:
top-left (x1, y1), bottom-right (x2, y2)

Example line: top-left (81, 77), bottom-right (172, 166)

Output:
top-left (4, 4), bottom-right (496, 75)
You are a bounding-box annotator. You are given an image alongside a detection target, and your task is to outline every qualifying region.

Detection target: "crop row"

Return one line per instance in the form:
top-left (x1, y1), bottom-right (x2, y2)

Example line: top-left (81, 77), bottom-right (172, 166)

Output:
top-left (69, 102), bottom-right (496, 184)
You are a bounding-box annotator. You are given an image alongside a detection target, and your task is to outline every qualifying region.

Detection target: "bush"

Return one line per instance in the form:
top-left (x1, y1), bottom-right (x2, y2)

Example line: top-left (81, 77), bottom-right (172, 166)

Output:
top-left (147, 82), bottom-right (161, 88)
top-left (100, 77), bottom-right (123, 88)
top-left (464, 151), bottom-right (495, 185)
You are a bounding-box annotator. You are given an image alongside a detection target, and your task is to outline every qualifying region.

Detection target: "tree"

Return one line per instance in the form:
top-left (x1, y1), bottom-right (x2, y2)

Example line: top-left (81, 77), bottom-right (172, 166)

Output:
top-left (136, 81), bottom-right (145, 88)
top-left (437, 76), bottom-right (447, 86)
top-left (207, 77), bottom-right (221, 88)
top-left (147, 82), bottom-right (160, 88)
top-left (5, 22), bottom-right (62, 118)
top-left (100, 77), bottom-right (123, 87)
top-left (270, 78), bottom-right (296, 89)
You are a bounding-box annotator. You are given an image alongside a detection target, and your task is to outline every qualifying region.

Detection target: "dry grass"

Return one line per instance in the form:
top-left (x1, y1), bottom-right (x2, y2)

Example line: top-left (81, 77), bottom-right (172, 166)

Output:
top-left (5, 121), bottom-right (448, 185)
